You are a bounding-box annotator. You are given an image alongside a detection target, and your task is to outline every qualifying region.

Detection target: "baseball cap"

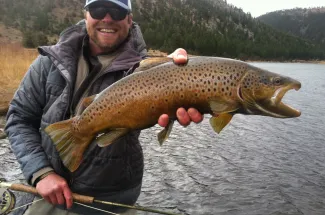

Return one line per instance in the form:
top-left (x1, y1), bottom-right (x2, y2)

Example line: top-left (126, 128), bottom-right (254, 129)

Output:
top-left (84, 0), bottom-right (132, 11)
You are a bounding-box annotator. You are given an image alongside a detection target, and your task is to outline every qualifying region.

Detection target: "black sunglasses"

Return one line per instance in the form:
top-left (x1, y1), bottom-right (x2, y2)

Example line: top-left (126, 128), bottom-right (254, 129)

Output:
top-left (86, 6), bottom-right (129, 21)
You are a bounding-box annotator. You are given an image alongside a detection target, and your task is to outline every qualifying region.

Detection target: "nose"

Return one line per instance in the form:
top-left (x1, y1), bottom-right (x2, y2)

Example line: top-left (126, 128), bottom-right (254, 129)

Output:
top-left (101, 12), bottom-right (113, 22)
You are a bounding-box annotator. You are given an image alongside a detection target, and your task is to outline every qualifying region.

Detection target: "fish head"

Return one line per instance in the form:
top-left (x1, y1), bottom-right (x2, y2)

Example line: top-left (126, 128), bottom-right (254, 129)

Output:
top-left (237, 67), bottom-right (301, 118)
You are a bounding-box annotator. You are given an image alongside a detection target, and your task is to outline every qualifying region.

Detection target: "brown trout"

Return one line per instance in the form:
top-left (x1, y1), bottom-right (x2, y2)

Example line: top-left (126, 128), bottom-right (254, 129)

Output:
top-left (45, 57), bottom-right (301, 172)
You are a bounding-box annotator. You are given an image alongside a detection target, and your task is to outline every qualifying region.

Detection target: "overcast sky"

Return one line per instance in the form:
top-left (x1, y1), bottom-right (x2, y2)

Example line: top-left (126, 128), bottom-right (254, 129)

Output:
top-left (225, 0), bottom-right (325, 17)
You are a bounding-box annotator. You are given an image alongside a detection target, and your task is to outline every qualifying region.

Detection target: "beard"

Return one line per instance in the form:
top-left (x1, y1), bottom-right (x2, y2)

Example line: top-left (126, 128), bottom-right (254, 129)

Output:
top-left (86, 23), bottom-right (130, 54)
top-left (91, 33), bottom-right (126, 53)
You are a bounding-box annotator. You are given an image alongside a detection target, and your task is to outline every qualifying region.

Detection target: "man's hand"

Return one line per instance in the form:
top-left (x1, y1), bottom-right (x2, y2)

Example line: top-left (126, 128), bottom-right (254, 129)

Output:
top-left (168, 48), bottom-right (188, 65)
top-left (158, 108), bottom-right (203, 127)
top-left (36, 173), bottom-right (73, 209)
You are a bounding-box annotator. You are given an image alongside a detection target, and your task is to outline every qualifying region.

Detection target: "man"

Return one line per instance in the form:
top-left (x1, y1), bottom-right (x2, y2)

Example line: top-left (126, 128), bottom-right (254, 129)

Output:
top-left (5, 0), bottom-right (203, 214)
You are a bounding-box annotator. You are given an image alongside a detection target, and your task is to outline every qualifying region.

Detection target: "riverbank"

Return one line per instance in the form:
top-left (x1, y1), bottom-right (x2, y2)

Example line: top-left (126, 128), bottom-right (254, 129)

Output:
top-left (246, 59), bottom-right (325, 64)
top-left (148, 49), bottom-right (325, 64)
top-left (0, 43), bottom-right (38, 114)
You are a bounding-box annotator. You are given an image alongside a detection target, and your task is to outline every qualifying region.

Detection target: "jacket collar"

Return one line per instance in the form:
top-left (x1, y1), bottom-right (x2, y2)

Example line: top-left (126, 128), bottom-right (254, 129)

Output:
top-left (38, 20), bottom-right (145, 80)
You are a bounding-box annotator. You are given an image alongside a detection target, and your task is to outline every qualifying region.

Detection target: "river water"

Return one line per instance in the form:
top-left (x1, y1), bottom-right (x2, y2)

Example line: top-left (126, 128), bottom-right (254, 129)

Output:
top-left (1, 62), bottom-right (325, 215)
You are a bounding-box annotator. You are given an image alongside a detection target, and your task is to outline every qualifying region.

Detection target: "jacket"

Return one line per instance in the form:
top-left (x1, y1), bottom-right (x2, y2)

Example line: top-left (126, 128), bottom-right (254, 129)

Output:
top-left (5, 20), bottom-right (147, 212)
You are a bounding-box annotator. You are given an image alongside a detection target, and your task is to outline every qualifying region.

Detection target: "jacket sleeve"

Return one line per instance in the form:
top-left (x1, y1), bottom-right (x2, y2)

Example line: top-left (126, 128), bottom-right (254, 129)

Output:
top-left (5, 55), bottom-right (51, 185)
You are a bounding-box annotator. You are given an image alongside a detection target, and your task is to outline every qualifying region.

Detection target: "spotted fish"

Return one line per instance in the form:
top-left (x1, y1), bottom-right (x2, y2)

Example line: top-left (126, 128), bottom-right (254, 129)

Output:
top-left (45, 56), bottom-right (301, 172)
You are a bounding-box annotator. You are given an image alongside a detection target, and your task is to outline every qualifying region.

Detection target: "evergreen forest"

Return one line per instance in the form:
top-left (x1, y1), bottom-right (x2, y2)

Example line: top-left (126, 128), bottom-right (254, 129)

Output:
top-left (0, 0), bottom-right (324, 60)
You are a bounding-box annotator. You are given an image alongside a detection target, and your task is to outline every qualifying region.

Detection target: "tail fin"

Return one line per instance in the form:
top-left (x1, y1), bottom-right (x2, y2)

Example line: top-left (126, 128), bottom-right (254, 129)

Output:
top-left (44, 118), bottom-right (93, 172)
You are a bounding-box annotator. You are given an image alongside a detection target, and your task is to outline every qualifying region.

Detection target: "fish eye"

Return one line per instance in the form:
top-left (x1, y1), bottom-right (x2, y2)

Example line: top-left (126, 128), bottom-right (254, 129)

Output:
top-left (273, 77), bottom-right (282, 85)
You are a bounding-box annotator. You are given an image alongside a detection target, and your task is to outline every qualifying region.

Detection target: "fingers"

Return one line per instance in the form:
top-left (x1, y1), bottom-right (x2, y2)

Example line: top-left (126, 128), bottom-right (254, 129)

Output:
top-left (167, 48), bottom-right (188, 65)
top-left (187, 108), bottom-right (204, 123)
top-left (176, 108), bottom-right (191, 126)
top-left (55, 189), bottom-right (65, 205)
top-left (44, 185), bottom-right (72, 208)
top-left (36, 173), bottom-right (72, 208)
top-left (177, 108), bottom-right (204, 126)
top-left (41, 187), bottom-right (59, 205)
top-left (41, 185), bottom-right (65, 205)
top-left (158, 114), bottom-right (169, 127)
top-left (159, 108), bottom-right (203, 128)
top-left (63, 185), bottom-right (73, 209)
top-left (46, 196), bottom-right (56, 205)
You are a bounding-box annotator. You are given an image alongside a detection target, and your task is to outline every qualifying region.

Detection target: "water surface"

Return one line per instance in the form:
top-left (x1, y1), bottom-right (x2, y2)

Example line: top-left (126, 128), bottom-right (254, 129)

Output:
top-left (138, 62), bottom-right (325, 215)
top-left (1, 62), bottom-right (325, 215)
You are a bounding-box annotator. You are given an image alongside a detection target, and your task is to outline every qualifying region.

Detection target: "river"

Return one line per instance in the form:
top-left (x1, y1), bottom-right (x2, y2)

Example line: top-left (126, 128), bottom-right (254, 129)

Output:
top-left (1, 62), bottom-right (325, 215)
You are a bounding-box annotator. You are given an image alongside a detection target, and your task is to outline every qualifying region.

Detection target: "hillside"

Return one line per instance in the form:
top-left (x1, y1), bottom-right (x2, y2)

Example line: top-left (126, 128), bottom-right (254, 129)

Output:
top-left (258, 7), bottom-right (325, 46)
top-left (0, 0), bottom-right (324, 60)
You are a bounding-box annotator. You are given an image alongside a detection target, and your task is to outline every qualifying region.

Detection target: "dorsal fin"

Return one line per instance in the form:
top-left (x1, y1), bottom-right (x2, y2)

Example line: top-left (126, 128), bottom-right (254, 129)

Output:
top-left (134, 57), bottom-right (172, 73)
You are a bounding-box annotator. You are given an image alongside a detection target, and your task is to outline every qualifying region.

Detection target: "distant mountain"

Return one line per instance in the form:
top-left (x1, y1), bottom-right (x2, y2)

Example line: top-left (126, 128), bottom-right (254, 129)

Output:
top-left (258, 7), bottom-right (325, 46)
top-left (0, 0), bottom-right (324, 60)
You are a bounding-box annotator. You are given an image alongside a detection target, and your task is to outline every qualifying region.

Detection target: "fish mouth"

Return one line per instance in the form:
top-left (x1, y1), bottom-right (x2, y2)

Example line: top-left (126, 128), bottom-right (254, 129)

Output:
top-left (266, 82), bottom-right (301, 118)
top-left (237, 81), bottom-right (301, 118)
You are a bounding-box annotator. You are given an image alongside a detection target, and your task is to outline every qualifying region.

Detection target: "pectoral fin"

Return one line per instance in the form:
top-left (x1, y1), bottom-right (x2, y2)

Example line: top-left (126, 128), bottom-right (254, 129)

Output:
top-left (96, 128), bottom-right (129, 147)
top-left (157, 120), bottom-right (175, 146)
top-left (209, 100), bottom-right (239, 115)
top-left (209, 113), bottom-right (233, 134)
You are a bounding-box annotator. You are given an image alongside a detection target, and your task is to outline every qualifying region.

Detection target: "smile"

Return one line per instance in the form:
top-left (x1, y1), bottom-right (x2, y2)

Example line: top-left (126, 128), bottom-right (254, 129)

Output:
top-left (98, 28), bottom-right (116, 33)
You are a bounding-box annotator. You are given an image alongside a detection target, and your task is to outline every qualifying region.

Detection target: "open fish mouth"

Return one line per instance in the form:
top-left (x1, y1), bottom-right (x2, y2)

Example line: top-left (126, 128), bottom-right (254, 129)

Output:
top-left (268, 82), bottom-right (301, 118)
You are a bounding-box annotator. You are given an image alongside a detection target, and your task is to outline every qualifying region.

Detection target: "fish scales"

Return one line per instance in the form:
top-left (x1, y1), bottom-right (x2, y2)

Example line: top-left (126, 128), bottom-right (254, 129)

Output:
top-left (45, 56), bottom-right (301, 172)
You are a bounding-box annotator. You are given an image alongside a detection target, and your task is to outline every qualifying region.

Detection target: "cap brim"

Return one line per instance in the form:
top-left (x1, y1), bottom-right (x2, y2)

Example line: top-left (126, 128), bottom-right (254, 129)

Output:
top-left (84, 0), bottom-right (131, 11)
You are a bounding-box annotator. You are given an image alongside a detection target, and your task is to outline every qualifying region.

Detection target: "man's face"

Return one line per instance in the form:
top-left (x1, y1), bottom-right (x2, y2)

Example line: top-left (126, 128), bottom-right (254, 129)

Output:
top-left (85, 3), bottom-right (132, 55)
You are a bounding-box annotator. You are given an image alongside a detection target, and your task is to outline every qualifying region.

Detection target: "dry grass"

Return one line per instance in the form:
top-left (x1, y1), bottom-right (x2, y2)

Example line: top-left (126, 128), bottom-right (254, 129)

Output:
top-left (0, 43), bottom-right (38, 111)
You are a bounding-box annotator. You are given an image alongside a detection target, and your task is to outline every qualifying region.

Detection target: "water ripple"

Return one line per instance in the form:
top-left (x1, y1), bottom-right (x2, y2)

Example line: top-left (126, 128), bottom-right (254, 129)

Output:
top-left (1, 63), bottom-right (325, 214)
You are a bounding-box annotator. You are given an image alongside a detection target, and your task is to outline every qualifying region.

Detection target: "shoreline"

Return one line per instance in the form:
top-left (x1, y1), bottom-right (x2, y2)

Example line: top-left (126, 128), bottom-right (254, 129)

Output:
top-left (148, 50), bottom-right (325, 64)
top-left (245, 59), bottom-right (325, 64)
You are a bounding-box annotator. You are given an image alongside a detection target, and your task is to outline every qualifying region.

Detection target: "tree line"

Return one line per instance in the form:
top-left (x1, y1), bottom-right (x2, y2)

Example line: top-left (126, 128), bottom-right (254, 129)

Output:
top-left (0, 0), bottom-right (324, 60)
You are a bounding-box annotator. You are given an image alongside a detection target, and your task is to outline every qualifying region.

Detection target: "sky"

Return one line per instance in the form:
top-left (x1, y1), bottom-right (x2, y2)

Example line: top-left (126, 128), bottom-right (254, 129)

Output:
top-left (225, 0), bottom-right (325, 17)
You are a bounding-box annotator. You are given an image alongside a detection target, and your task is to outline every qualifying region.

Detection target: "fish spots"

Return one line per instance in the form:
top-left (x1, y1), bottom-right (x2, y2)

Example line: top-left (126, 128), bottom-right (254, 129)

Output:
top-left (74, 57), bottom-right (253, 133)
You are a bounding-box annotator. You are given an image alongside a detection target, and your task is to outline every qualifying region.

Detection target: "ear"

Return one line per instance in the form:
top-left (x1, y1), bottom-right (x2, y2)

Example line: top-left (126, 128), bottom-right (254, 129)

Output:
top-left (128, 13), bottom-right (133, 25)
top-left (83, 10), bottom-right (87, 19)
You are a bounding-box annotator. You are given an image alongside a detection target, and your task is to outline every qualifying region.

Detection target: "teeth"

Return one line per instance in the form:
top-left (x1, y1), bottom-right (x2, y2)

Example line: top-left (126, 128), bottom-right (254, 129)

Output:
top-left (100, 29), bottom-right (115, 33)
